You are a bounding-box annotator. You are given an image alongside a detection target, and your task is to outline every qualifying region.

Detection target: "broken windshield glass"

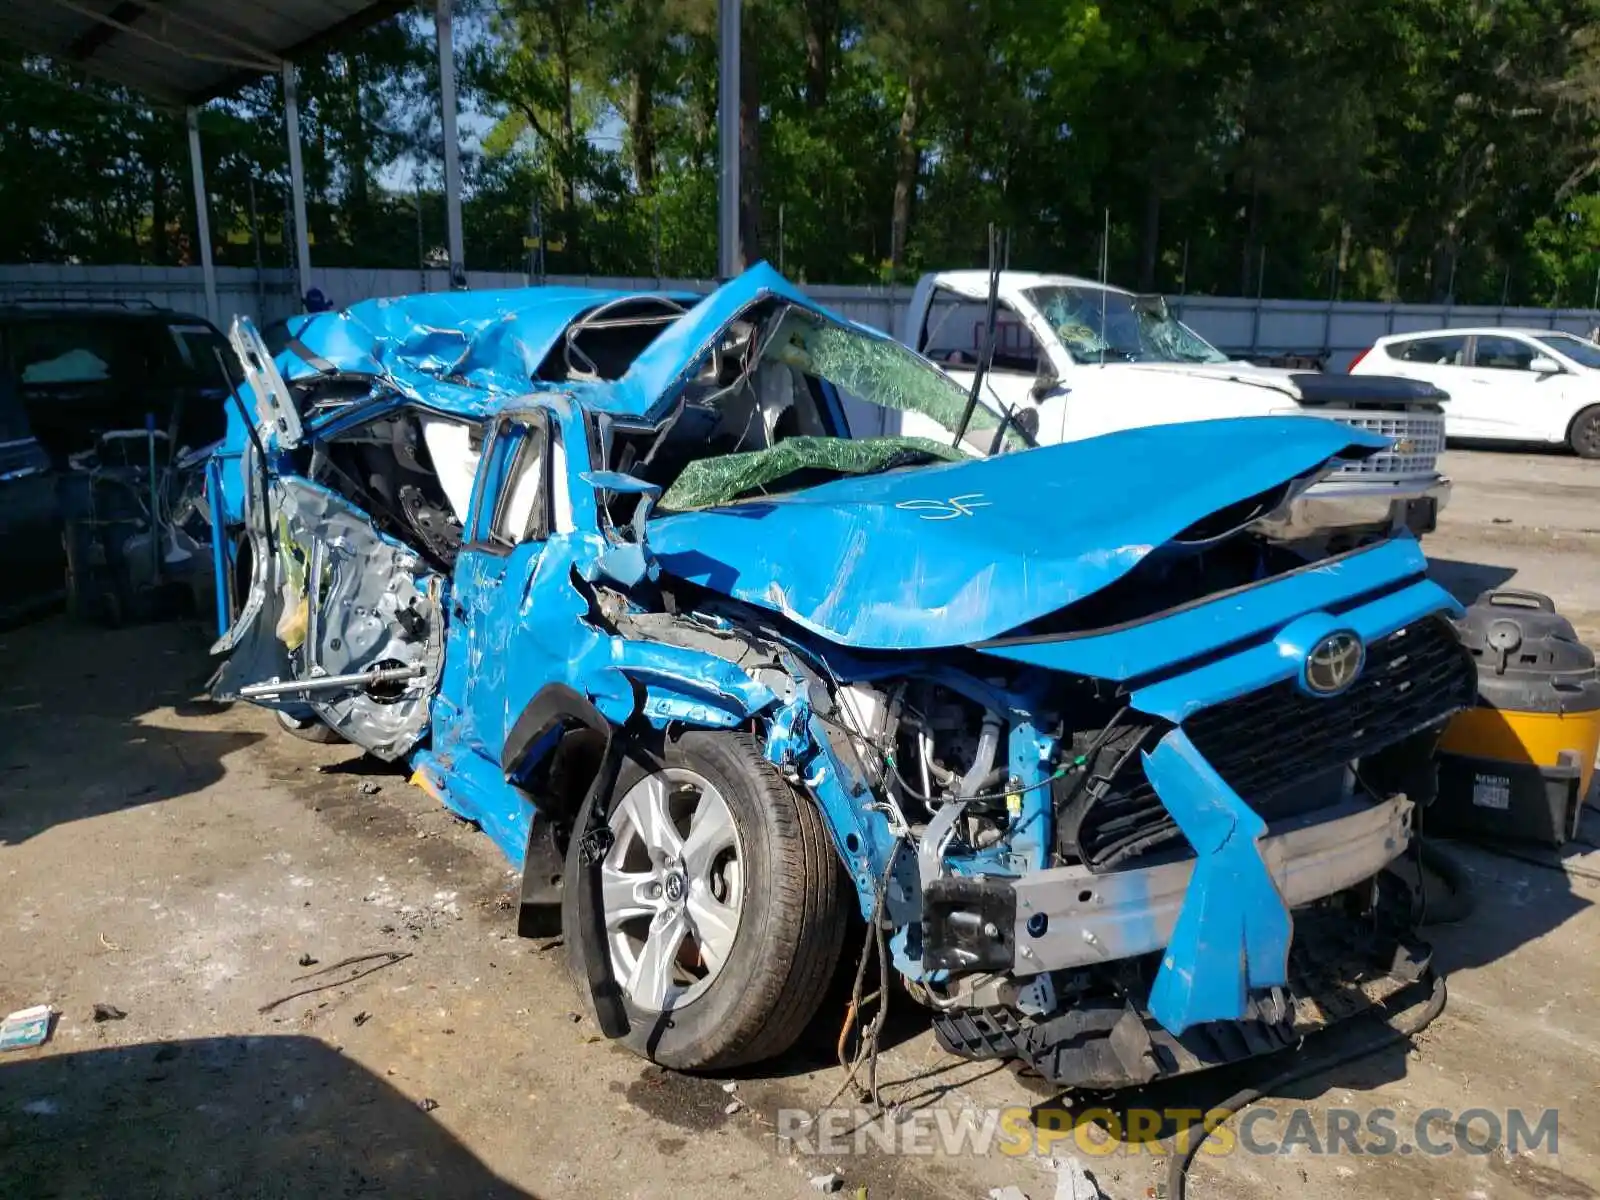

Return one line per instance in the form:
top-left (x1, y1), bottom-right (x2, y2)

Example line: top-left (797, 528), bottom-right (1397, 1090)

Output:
top-left (658, 434), bottom-right (963, 511)
top-left (1025, 285), bottom-right (1227, 365)
top-left (618, 302), bottom-right (1027, 520)
top-left (765, 306), bottom-right (1029, 453)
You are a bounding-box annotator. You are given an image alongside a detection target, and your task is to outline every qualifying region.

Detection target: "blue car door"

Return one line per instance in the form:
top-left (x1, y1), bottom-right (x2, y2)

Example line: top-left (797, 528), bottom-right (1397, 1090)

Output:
top-left (435, 411), bottom-right (557, 768)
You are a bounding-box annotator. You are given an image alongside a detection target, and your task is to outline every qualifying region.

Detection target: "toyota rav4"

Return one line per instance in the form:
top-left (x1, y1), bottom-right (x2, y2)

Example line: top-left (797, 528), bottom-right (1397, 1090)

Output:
top-left (207, 264), bottom-right (1474, 1086)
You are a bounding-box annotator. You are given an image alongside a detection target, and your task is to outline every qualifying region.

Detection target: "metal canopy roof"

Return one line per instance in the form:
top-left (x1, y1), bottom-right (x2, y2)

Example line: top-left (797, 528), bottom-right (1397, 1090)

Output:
top-left (3, 0), bottom-right (412, 105)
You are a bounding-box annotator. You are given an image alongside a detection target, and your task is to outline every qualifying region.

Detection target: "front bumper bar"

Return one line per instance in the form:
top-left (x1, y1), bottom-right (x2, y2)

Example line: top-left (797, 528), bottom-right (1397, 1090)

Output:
top-left (920, 795), bottom-right (1413, 978)
top-left (1262, 477), bottom-right (1451, 539)
top-left (932, 906), bottom-right (1433, 1090)
top-left (1012, 794), bottom-right (1412, 975)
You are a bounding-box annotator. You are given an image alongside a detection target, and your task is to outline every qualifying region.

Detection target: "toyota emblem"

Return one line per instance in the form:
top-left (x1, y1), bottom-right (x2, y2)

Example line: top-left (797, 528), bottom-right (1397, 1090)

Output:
top-left (1304, 631), bottom-right (1365, 696)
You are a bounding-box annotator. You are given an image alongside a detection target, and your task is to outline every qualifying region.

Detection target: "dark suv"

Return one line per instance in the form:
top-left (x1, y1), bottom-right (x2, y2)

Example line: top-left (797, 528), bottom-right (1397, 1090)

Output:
top-left (0, 301), bottom-right (236, 621)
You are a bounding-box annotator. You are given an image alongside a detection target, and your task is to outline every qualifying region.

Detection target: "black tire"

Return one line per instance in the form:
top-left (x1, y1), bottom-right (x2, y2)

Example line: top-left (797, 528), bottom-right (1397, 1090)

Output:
top-left (275, 709), bottom-right (345, 744)
top-left (563, 730), bottom-right (847, 1071)
top-left (1569, 405), bottom-right (1600, 459)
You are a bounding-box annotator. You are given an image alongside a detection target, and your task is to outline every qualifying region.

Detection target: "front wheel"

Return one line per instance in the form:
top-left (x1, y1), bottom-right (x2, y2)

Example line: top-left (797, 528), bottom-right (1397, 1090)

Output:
top-left (1569, 406), bottom-right (1600, 459)
top-left (563, 730), bottom-right (847, 1071)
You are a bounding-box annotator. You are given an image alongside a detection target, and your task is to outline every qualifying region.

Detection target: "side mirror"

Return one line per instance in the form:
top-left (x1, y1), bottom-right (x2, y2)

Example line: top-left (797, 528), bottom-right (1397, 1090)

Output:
top-left (1012, 407), bottom-right (1040, 441)
top-left (1529, 355), bottom-right (1563, 375)
top-left (1030, 361), bottom-right (1061, 401)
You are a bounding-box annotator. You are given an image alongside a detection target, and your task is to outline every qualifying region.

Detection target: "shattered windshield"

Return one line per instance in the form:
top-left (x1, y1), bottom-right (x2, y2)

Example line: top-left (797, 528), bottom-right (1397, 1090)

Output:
top-left (659, 435), bottom-right (964, 511)
top-left (766, 306), bottom-right (1026, 450)
top-left (642, 304), bottom-right (1026, 512)
top-left (1025, 285), bottom-right (1228, 365)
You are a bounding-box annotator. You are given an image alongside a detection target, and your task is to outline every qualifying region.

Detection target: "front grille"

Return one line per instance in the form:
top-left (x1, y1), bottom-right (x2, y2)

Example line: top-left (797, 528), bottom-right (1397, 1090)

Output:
top-left (1057, 617), bottom-right (1475, 870)
top-left (1326, 410), bottom-right (1445, 479)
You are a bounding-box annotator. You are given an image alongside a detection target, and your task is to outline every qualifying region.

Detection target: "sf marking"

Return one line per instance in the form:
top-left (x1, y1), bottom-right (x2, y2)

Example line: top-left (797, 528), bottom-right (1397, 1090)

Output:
top-left (896, 494), bottom-right (992, 521)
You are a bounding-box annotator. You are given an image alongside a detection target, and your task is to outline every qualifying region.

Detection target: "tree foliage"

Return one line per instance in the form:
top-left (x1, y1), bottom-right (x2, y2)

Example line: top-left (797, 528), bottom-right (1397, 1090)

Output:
top-left (5, 0), bottom-right (1600, 304)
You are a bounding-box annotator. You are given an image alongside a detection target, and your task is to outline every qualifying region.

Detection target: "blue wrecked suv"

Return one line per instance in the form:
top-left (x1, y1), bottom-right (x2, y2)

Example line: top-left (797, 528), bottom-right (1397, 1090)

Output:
top-left (208, 264), bottom-right (1474, 1087)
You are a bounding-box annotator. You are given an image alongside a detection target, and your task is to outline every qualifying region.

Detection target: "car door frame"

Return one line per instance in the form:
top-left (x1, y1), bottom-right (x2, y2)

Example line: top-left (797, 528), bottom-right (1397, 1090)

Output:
top-left (913, 282), bottom-right (1057, 437)
top-left (435, 408), bottom-right (557, 766)
top-left (210, 321), bottom-right (446, 761)
top-left (1464, 332), bottom-right (1574, 443)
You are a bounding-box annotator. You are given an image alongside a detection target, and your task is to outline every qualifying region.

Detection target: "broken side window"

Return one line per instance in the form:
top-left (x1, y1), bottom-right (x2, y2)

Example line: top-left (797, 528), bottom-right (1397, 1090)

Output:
top-left (310, 407), bottom-right (484, 571)
top-left (534, 296), bottom-right (698, 383)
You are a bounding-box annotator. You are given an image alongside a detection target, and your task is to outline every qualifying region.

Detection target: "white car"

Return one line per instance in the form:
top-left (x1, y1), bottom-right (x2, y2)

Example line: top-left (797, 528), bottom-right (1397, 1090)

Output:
top-left (1349, 327), bottom-right (1600, 457)
top-left (884, 270), bottom-right (1451, 538)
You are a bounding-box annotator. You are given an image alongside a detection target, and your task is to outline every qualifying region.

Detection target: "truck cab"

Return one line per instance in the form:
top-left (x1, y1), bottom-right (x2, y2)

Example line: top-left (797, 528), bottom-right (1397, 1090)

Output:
top-left (897, 270), bottom-right (1451, 540)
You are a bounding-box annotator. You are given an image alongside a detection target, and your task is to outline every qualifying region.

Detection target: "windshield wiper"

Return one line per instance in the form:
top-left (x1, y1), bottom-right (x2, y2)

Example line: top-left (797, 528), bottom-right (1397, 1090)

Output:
top-left (951, 225), bottom-right (1003, 449)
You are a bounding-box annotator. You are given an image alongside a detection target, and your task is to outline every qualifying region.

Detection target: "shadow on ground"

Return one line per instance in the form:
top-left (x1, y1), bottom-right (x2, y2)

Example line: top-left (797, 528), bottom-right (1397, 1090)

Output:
top-left (0, 617), bottom-right (263, 845)
top-left (0, 1036), bottom-right (534, 1199)
top-left (1427, 557), bottom-right (1518, 605)
top-left (1447, 437), bottom-right (1578, 457)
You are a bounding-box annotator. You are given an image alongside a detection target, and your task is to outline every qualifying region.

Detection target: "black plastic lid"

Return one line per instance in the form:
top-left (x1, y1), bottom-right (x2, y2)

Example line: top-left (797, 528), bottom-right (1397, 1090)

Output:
top-left (1453, 589), bottom-right (1600, 712)
top-left (1455, 590), bottom-right (1593, 676)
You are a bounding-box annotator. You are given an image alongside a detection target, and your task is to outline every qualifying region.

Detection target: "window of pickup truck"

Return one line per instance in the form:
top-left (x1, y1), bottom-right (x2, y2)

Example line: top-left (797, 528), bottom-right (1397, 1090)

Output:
top-left (919, 286), bottom-right (1045, 374)
top-left (1025, 285), bottom-right (1227, 365)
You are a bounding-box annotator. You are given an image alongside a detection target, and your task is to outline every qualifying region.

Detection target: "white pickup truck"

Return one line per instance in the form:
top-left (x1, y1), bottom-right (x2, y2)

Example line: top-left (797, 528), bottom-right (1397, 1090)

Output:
top-left (881, 270), bottom-right (1451, 538)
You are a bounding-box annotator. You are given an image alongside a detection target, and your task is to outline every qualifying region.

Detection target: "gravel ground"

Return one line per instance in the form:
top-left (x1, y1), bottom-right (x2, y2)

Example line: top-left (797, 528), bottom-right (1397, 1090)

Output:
top-left (3, 447), bottom-right (1600, 1200)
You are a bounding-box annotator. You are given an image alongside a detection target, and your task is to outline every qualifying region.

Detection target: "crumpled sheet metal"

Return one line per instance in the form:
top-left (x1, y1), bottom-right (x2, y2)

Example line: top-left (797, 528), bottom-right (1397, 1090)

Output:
top-left (417, 397), bottom-right (872, 876)
top-left (281, 286), bottom-right (694, 399)
top-left (647, 416), bottom-right (1388, 651)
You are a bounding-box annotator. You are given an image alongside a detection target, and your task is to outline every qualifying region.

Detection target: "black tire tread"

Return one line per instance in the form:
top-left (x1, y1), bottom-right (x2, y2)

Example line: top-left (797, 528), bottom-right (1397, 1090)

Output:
top-left (715, 732), bottom-right (848, 1066)
top-left (276, 710), bottom-right (346, 744)
top-left (1570, 405), bottom-right (1600, 459)
top-left (563, 730), bottom-right (848, 1071)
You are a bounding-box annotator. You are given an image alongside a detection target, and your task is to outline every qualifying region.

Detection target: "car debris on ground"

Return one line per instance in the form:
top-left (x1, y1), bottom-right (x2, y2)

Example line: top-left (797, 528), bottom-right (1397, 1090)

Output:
top-left (0, 1004), bottom-right (55, 1050)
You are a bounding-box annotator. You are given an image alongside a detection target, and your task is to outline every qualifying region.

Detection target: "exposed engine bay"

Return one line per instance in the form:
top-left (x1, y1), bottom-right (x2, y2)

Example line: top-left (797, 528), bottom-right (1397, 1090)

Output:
top-left (611, 559), bottom-right (1473, 1088)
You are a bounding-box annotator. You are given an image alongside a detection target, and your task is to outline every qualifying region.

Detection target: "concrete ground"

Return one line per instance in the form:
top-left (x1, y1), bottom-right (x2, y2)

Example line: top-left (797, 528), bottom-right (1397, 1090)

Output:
top-left (4, 447), bottom-right (1600, 1200)
top-left (1428, 445), bottom-right (1600, 639)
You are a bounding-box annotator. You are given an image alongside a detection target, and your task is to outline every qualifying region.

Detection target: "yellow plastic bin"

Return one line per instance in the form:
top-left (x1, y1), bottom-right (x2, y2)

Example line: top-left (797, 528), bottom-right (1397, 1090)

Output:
top-left (1434, 590), bottom-right (1600, 846)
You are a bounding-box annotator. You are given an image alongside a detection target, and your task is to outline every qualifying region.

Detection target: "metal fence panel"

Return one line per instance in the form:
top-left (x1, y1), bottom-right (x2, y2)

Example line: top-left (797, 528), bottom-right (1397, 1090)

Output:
top-left (1, 264), bottom-right (1595, 373)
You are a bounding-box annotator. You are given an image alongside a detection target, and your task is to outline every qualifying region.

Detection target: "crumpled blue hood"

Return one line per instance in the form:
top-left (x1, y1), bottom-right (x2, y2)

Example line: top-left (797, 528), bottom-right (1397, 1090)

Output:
top-left (647, 417), bottom-right (1386, 650)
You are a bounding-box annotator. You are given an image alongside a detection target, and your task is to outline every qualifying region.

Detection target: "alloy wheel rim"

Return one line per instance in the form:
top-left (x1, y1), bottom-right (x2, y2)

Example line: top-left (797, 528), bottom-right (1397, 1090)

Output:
top-left (601, 768), bottom-right (745, 1012)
